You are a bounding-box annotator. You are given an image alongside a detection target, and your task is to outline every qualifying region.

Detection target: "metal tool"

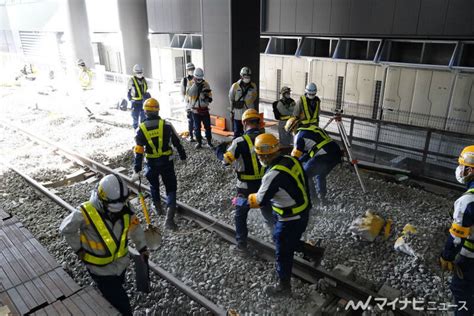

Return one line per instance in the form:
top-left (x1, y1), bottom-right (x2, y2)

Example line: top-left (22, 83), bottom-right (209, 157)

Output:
top-left (323, 110), bottom-right (367, 193)
top-left (138, 176), bottom-right (162, 250)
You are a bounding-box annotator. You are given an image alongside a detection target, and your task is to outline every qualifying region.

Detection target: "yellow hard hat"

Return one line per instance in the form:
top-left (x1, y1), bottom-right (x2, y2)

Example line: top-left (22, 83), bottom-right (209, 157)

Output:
top-left (242, 109), bottom-right (260, 122)
top-left (284, 117), bottom-right (300, 133)
top-left (254, 133), bottom-right (279, 155)
top-left (143, 98), bottom-right (160, 113)
top-left (459, 145), bottom-right (474, 167)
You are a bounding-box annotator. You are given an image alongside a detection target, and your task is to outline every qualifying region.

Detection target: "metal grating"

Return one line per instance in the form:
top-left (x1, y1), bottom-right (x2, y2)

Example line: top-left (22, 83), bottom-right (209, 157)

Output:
top-left (276, 69), bottom-right (282, 100)
top-left (336, 76), bottom-right (344, 111)
top-left (372, 80), bottom-right (382, 119)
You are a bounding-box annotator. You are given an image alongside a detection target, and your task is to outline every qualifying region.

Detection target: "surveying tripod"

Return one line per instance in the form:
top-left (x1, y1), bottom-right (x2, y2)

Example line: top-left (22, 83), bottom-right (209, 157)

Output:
top-left (322, 110), bottom-right (367, 193)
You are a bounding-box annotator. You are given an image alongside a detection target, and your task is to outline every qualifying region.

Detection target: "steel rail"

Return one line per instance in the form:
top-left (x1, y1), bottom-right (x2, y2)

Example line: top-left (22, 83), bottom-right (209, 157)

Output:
top-left (1, 120), bottom-right (416, 315)
top-left (6, 162), bottom-right (227, 316)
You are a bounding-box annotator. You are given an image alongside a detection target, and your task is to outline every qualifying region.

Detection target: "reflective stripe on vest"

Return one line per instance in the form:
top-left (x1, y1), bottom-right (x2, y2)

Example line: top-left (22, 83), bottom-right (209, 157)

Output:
top-left (131, 77), bottom-right (147, 101)
top-left (467, 188), bottom-right (474, 194)
top-left (238, 134), bottom-right (265, 181)
top-left (271, 156), bottom-right (309, 216)
top-left (280, 115), bottom-right (291, 121)
top-left (80, 202), bottom-right (130, 266)
top-left (139, 120), bottom-right (173, 158)
top-left (301, 96), bottom-right (319, 125)
top-left (297, 125), bottom-right (333, 157)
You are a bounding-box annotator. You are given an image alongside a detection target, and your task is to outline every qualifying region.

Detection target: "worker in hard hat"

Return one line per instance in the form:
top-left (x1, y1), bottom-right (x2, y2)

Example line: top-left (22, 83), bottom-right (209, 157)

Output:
top-left (181, 62), bottom-right (196, 142)
top-left (131, 98), bottom-right (187, 230)
top-left (76, 59), bottom-right (93, 90)
top-left (216, 109), bottom-right (275, 254)
top-left (243, 133), bottom-right (324, 296)
top-left (229, 67), bottom-right (258, 139)
top-left (187, 67), bottom-right (213, 149)
top-left (440, 145), bottom-right (474, 315)
top-left (285, 117), bottom-right (342, 205)
top-left (273, 86), bottom-right (296, 147)
top-left (60, 174), bottom-right (148, 316)
top-left (127, 64), bottom-right (150, 129)
top-left (293, 83), bottom-right (320, 127)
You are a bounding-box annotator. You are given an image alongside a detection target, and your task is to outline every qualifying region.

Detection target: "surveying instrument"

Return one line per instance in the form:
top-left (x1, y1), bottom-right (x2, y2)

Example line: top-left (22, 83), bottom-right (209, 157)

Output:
top-left (322, 109), bottom-right (367, 193)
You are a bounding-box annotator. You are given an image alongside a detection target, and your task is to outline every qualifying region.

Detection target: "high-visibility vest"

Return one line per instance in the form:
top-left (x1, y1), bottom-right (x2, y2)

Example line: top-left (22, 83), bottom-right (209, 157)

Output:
top-left (237, 134), bottom-right (265, 181)
top-left (270, 156), bottom-right (309, 216)
top-left (131, 76), bottom-right (148, 101)
top-left (297, 125), bottom-right (333, 157)
top-left (79, 202), bottom-right (130, 266)
top-left (139, 119), bottom-right (173, 158)
top-left (301, 96), bottom-right (320, 125)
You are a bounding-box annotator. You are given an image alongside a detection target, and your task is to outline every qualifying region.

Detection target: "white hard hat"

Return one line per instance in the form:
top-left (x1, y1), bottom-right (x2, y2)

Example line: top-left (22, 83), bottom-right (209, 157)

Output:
top-left (194, 67), bottom-right (204, 80)
top-left (97, 174), bottom-right (129, 213)
top-left (240, 67), bottom-right (251, 76)
top-left (305, 82), bottom-right (317, 95)
top-left (133, 64), bottom-right (144, 74)
top-left (186, 62), bottom-right (195, 70)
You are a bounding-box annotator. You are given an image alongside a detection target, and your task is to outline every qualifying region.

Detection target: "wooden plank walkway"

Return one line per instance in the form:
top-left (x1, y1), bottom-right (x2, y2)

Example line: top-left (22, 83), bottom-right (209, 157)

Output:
top-left (0, 208), bottom-right (119, 315)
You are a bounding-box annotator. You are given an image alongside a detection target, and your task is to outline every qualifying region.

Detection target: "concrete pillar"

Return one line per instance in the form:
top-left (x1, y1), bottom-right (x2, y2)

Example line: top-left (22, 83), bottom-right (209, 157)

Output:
top-left (117, 0), bottom-right (152, 77)
top-left (201, 0), bottom-right (260, 127)
top-left (66, 0), bottom-right (94, 68)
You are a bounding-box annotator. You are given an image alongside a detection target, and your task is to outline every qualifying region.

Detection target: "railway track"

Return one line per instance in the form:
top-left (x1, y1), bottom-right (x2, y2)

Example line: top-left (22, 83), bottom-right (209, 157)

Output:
top-left (0, 120), bottom-right (418, 315)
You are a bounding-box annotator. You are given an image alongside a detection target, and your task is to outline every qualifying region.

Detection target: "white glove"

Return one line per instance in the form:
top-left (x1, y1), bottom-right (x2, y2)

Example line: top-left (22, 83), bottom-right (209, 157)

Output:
top-left (130, 171), bottom-right (141, 182)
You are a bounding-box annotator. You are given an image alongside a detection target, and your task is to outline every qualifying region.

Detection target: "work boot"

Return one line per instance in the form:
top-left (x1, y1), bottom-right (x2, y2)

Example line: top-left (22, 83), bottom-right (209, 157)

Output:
top-left (188, 135), bottom-right (196, 142)
top-left (165, 206), bottom-right (178, 231)
top-left (207, 139), bottom-right (214, 149)
top-left (230, 243), bottom-right (250, 257)
top-left (265, 279), bottom-right (291, 297)
top-left (153, 201), bottom-right (164, 216)
top-left (301, 242), bottom-right (325, 266)
top-left (195, 142), bottom-right (202, 149)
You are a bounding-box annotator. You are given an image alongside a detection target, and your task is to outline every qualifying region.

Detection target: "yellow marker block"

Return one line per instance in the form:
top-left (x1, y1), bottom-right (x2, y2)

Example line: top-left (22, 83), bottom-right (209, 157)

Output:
top-left (384, 219), bottom-right (393, 240)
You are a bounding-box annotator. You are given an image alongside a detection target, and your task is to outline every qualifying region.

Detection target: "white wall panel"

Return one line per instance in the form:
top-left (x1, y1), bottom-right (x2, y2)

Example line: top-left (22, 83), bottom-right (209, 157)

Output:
top-left (446, 73), bottom-right (474, 134)
top-left (426, 71), bottom-right (454, 128)
top-left (382, 67), bottom-right (402, 122)
top-left (344, 64), bottom-right (378, 118)
top-left (410, 70), bottom-right (432, 126)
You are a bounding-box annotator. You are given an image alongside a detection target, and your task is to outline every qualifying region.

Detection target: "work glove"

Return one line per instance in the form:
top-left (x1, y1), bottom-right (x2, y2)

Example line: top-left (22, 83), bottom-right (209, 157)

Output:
top-left (232, 196), bottom-right (249, 207)
top-left (439, 256), bottom-right (454, 271)
top-left (131, 171), bottom-right (142, 182)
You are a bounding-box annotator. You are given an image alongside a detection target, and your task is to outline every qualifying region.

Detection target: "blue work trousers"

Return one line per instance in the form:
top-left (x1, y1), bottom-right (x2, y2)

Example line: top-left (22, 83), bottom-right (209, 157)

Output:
top-left (304, 149), bottom-right (341, 197)
top-left (233, 119), bottom-right (244, 139)
top-left (235, 185), bottom-right (275, 247)
top-left (145, 161), bottom-right (177, 208)
top-left (274, 211), bottom-right (309, 281)
top-left (90, 271), bottom-right (132, 316)
top-left (187, 110), bottom-right (194, 138)
top-left (193, 112), bottom-right (212, 143)
top-left (451, 256), bottom-right (474, 316)
top-left (131, 101), bottom-right (146, 130)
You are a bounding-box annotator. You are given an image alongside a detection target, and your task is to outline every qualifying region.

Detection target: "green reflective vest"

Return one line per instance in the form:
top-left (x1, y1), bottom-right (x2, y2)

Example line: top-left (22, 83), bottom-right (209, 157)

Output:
top-left (301, 96), bottom-right (320, 126)
top-left (238, 134), bottom-right (265, 181)
top-left (139, 120), bottom-right (173, 158)
top-left (297, 125), bottom-right (333, 157)
top-left (131, 76), bottom-right (147, 101)
top-left (80, 202), bottom-right (130, 266)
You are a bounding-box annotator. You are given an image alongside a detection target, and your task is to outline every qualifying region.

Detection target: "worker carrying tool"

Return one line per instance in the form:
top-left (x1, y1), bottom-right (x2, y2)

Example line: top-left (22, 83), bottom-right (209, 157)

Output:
top-left (440, 145), bottom-right (474, 316)
top-left (127, 64), bottom-right (151, 129)
top-left (273, 86), bottom-right (296, 147)
top-left (293, 83), bottom-right (320, 127)
top-left (180, 62), bottom-right (196, 142)
top-left (243, 133), bottom-right (324, 297)
top-left (285, 117), bottom-right (342, 205)
top-left (59, 174), bottom-right (148, 316)
top-left (228, 67), bottom-right (258, 139)
top-left (215, 109), bottom-right (275, 255)
top-left (187, 67), bottom-right (213, 149)
top-left (131, 98), bottom-right (187, 230)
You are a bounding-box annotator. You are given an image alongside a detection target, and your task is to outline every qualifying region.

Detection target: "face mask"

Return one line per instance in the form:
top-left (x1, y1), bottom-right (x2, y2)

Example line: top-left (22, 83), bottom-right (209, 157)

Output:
top-left (456, 165), bottom-right (467, 184)
top-left (243, 78), bottom-right (251, 84)
top-left (307, 94), bottom-right (316, 100)
top-left (107, 202), bottom-right (124, 213)
top-left (284, 93), bottom-right (290, 99)
top-left (136, 73), bottom-right (144, 79)
top-left (188, 70), bottom-right (194, 76)
top-left (195, 79), bottom-right (203, 84)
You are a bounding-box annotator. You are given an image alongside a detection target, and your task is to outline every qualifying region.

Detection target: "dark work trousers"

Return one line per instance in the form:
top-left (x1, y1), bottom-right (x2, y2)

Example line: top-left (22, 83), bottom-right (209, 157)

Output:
top-left (303, 143), bottom-right (341, 197)
top-left (192, 112), bottom-right (212, 143)
top-left (235, 182), bottom-right (275, 247)
top-left (145, 160), bottom-right (177, 208)
top-left (186, 110), bottom-right (194, 138)
top-left (131, 101), bottom-right (146, 130)
top-left (90, 271), bottom-right (132, 316)
top-left (273, 211), bottom-right (309, 282)
top-left (233, 119), bottom-right (244, 139)
top-left (450, 256), bottom-right (474, 316)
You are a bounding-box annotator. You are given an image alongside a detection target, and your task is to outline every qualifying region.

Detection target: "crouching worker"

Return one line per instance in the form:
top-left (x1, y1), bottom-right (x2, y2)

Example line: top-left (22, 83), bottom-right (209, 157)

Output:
top-left (60, 174), bottom-right (148, 316)
top-left (247, 133), bottom-right (324, 296)
top-left (215, 109), bottom-right (275, 255)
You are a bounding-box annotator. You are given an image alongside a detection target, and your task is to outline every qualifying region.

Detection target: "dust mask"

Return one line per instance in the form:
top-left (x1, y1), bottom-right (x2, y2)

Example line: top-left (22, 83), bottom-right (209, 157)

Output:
top-left (136, 73), bottom-right (144, 79)
top-left (307, 94), bottom-right (316, 100)
top-left (243, 78), bottom-right (251, 84)
top-left (284, 93), bottom-right (290, 99)
top-left (188, 70), bottom-right (194, 76)
top-left (107, 202), bottom-right (124, 213)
